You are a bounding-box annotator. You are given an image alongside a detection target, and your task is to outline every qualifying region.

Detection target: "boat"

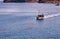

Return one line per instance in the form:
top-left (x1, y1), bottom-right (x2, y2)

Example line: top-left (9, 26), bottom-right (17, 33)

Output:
top-left (36, 13), bottom-right (44, 20)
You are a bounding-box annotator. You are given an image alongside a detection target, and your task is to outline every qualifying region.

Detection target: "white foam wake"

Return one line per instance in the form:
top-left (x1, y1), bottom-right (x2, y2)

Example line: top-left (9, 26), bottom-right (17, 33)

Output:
top-left (44, 13), bottom-right (60, 19)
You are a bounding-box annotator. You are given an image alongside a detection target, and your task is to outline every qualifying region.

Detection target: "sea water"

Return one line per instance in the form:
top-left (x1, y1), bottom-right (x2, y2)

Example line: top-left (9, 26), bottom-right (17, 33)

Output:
top-left (0, 3), bottom-right (60, 39)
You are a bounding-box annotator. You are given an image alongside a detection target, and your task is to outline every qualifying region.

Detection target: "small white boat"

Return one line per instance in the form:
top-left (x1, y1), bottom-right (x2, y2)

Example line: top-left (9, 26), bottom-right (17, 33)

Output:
top-left (36, 13), bottom-right (44, 20)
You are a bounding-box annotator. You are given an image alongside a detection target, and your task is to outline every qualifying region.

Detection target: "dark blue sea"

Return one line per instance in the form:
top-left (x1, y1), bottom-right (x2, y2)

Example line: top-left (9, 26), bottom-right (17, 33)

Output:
top-left (0, 3), bottom-right (60, 39)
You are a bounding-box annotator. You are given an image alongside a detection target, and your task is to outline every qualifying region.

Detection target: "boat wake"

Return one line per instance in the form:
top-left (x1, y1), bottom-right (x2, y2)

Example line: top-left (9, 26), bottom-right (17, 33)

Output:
top-left (44, 13), bottom-right (60, 19)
